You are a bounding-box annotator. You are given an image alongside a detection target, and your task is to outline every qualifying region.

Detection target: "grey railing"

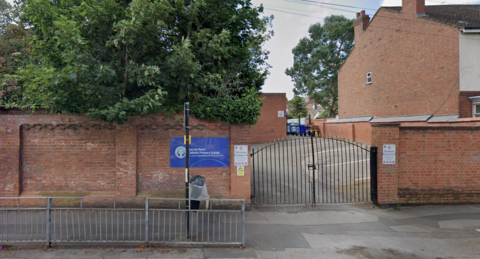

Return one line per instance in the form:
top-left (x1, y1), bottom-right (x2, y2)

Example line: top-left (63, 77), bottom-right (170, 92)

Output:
top-left (0, 197), bottom-right (245, 247)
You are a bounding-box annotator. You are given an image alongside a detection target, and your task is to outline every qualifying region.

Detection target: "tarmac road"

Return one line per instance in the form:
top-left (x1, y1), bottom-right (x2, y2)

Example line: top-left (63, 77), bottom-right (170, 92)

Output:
top-left (2, 203), bottom-right (480, 258)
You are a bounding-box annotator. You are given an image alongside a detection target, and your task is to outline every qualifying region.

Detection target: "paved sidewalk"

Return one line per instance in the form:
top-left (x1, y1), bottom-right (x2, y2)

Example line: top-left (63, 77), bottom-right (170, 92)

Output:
top-left (2, 203), bottom-right (480, 258)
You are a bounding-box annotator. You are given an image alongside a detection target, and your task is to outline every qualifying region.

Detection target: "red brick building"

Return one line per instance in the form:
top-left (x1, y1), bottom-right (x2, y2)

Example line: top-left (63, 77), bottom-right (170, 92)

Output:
top-left (309, 0), bottom-right (480, 205)
top-left (339, 0), bottom-right (480, 121)
top-left (251, 93), bottom-right (287, 144)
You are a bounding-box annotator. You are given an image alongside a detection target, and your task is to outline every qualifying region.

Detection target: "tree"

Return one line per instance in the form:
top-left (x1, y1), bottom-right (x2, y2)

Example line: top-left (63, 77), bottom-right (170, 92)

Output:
top-left (285, 15), bottom-right (354, 117)
top-left (288, 96), bottom-right (307, 118)
top-left (2, 0), bottom-right (272, 124)
top-left (0, 0), bottom-right (31, 107)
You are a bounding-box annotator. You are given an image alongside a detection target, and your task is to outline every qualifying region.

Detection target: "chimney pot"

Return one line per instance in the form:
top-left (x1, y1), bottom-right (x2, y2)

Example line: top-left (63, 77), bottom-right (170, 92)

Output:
top-left (361, 10), bottom-right (366, 16)
top-left (356, 12), bottom-right (360, 18)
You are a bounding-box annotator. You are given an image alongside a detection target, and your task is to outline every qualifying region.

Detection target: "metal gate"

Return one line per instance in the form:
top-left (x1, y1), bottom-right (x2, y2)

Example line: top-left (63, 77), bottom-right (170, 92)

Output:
top-left (251, 135), bottom-right (378, 205)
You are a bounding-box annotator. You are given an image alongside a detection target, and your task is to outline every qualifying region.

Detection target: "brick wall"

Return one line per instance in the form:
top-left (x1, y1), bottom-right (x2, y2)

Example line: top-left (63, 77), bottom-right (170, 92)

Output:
top-left (251, 93), bottom-right (287, 144)
top-left (0, 111), bottom-right (251, 202)
top-left (311, 119), bottom-right (372, 145)
top-left (372, 123), bottom-right (480, 205)
top-left (339, 8), bottom-right (460, 119)
top-left (459, 91), bottom-right (480, 118)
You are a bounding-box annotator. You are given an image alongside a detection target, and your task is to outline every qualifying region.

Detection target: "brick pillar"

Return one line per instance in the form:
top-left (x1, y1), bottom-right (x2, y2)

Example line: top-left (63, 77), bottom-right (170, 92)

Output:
top-left (115, 125), bottom-right (137, 197)
top-left (371, 124), bottom-right (400, 205)
top-left (229, 125), bottom-right (251, 202)
top-left (0, 114), bottom-right (20, 197)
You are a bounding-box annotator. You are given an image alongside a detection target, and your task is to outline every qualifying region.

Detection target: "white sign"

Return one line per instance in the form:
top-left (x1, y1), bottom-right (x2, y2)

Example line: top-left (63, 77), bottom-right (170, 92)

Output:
top-left (234, 145), bottom-right (248, 156)
top-left (237, 166), bottom-right (245, 177)
top-left (278, 111), bottom-right (285, 117)
top-left (383, 144), bottom-right (396, 155)
top-left (234, 156), bottom-right (248, 166)
top-left (383, 155), bottom-right (396, 165)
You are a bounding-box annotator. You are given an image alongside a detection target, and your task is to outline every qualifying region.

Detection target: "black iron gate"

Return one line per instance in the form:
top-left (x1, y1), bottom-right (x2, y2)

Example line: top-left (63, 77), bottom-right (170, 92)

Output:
top-left (250, 135), bottom-right (378, 205)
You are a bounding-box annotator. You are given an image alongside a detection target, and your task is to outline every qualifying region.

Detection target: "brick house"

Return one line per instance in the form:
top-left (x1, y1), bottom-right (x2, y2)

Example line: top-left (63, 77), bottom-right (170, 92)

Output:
top-left (309, 0), bottom-right (480, 205)
top-left (338, 0), bottom-right (480, 122)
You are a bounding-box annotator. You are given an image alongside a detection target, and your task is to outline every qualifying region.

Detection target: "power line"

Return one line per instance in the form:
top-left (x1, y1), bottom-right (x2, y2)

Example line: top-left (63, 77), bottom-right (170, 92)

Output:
top-left (266, 4), bottom-right (360, 14)
top-left (285, 0), bottom-right (377, 11)
top-left (264, 7), bottom-right (326, 19)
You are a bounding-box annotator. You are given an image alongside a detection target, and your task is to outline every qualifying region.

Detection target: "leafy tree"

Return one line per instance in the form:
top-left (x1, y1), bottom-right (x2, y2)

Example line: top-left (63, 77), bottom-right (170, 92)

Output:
top-left (288, 96), bottom-right (307, 118)
top-left (2, 0), bottom-right (272, 124)
top-left (285, 15), bottom-right (354, 117)
top-left (0, 0), bottom-right (31, 107)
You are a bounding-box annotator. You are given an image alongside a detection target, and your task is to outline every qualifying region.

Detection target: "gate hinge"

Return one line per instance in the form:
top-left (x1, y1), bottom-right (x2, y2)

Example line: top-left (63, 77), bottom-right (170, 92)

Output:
top-left (308, 164), bottom-right (317, 170)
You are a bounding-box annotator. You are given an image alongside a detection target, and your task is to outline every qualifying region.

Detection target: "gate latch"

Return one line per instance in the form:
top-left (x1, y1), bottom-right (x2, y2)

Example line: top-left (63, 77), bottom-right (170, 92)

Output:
top-left (308, 164), bottom-right (317, 170)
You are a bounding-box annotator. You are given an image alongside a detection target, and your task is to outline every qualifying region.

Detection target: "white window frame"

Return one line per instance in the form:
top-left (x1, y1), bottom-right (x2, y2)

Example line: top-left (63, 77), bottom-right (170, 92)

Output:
top-left (468, 96), bottom-right (480, 118)
top-left (473, 102), bottom-right (480, 118)
top-left (366, 72), bottom-right (372, 85)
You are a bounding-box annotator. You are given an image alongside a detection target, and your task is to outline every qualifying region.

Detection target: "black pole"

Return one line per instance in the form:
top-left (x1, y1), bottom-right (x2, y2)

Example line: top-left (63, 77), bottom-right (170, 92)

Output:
top-left (370, 146), bottom-right (378, 205)
top-left (185, 102), bottom-right (190, 237)
top-left (298, 114), bottom-right (301, 136)
top-left (310, 133), bottom-right (316, 205)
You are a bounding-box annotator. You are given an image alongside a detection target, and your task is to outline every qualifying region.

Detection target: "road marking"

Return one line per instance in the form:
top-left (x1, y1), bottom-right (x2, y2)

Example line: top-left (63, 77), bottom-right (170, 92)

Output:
top-left (321, 159), bottom-right (370, 167)
top-left (355, 177), bottom-right (371, 181)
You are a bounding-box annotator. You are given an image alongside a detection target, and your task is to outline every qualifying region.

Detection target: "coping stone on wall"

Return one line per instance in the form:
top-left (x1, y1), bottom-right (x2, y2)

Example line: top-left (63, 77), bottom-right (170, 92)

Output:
top-left (427, 114), bottom-right (460, 122)
top-left (336, 116), bottom-right (373, 123)
top-left (370, 114), bottom-right (433, 123)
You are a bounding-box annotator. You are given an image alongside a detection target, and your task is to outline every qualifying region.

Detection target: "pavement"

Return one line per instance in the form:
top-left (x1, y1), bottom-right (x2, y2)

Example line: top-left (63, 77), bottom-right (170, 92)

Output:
top-left (2, 203), bottom-right (480, 258)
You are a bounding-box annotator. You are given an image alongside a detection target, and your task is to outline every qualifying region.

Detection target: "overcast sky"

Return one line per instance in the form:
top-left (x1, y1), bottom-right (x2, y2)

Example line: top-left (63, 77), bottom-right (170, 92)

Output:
top-left (6, 0), bottom-right (480, 100)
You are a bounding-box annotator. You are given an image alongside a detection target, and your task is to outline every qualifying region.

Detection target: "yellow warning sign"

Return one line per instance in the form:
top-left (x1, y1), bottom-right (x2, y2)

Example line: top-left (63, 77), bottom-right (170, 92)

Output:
top-left (237, 166), bottom-right (244, 177)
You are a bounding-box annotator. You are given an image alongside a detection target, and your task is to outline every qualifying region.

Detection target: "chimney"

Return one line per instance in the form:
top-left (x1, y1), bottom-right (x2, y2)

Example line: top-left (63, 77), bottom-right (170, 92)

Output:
top-left (403, 0), bottom-right (426, 16)
top-left (354, 10), bottom-right (370, 34)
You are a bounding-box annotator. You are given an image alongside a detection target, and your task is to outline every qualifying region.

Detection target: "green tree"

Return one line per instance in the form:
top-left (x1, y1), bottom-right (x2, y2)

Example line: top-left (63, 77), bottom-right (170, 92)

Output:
top-left (285, 15), bottom-right (354, 117)
top-left (3, 0), bottom-right (272, 124)
top-left (0, 0), bottom-right (31, 107)
top-left (288, 96), bottom-right (307, 118)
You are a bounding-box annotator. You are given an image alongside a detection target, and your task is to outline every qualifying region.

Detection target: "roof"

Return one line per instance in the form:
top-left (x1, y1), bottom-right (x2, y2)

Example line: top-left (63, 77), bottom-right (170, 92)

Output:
top-left (383, 5), bottom-right (480, 28)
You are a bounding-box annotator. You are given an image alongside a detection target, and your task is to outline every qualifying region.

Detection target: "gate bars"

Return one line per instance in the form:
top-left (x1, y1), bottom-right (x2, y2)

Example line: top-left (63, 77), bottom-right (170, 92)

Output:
top-left (0, 197), bottom-right (245, 247)
top-left (251, 135), bottom-right (378, 205)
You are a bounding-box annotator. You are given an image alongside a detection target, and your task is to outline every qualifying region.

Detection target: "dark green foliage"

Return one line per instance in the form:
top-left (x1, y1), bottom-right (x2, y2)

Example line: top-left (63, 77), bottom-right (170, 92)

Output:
top-left (285, 15), bottom-right (354, 117)
top-left (1, 0), bottom-right (272, 124)
top-left (288, 96), bottom-right (307, 118)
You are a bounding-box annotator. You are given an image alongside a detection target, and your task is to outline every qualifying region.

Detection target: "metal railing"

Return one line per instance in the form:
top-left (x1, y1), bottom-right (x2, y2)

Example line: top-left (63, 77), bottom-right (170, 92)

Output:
top-left (0, 197), bottom-right (245, 247)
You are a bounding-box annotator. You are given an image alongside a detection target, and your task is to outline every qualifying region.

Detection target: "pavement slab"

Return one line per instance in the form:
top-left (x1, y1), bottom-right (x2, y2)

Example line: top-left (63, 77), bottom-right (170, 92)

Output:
top-left (2, 203), bottom-right (480, 259)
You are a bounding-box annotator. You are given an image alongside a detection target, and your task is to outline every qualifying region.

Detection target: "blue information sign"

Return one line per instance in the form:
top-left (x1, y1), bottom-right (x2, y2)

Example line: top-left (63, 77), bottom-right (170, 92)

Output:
top-left (170, 137), bottom-right (229, 168)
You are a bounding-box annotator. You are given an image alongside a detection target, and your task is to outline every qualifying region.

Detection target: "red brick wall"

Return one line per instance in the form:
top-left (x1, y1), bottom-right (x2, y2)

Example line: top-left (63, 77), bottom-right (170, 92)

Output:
top-left (0, 111), bottom-right (251, 202)
top-left (311, 119), bottom-right (372, 145)
top-left (398, 127), bottom-right (480, 203)
top-left (137, 124), bottom-right (231, 198)
top-left (21, 125), bottom-right (116, 192)
top-left (339, 8), bottom-right (460, 119)
top-left (459, 91), bottom-right (480, 118)
top-left (251, 93), bottom-right (287, 144)
top-left (372, 123), bottom-right (480, 205)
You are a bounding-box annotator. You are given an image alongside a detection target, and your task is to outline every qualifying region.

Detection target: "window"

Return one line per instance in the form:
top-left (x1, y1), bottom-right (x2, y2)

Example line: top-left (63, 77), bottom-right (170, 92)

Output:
top-left (469, 96), bottom-right (480, 118)
top-left (366, 72), bottom-right (372, 84)
top-left (474, 103), bottom-right (480, 118)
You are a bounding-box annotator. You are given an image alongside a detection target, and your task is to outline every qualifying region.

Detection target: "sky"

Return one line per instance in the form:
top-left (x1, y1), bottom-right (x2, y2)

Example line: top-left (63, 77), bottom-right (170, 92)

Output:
top-left (251, 0), bottom-right (480, 99)
top-left (5, 0), bottom-right (480, 100)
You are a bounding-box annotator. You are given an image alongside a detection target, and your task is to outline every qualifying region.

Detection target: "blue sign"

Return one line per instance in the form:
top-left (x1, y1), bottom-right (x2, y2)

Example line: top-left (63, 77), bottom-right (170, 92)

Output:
top-left (170, 137), bottom-right (229, 168)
